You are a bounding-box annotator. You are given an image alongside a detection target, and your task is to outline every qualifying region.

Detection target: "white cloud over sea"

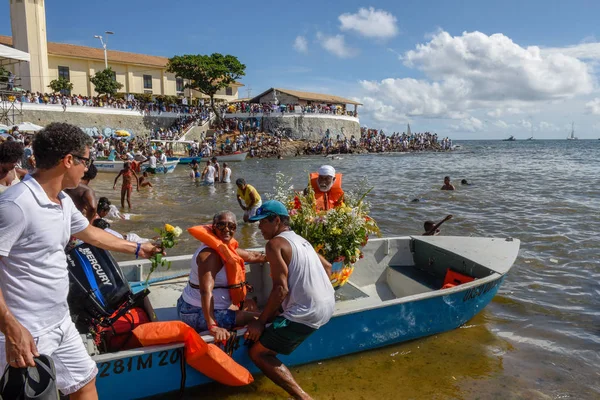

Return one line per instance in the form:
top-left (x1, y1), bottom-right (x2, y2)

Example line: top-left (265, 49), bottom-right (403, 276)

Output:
top-left (358, 30), bottom-right (599, 135)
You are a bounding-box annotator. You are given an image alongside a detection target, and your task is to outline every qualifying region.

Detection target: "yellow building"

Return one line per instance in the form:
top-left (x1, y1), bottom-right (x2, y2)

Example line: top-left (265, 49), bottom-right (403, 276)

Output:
top-left (3, 0), bottom-right (242, 102)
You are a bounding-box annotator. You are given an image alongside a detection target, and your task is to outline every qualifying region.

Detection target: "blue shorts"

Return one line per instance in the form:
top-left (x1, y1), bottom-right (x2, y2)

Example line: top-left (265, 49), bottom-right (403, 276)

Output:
top-left (176, 297), bottom-right (236, 332)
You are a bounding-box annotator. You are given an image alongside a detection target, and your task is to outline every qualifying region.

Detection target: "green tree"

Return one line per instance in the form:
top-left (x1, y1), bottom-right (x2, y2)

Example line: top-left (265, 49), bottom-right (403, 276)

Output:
top-left (166, 53), bottom-right (245, 122)
top-left (89, 67), bottom-right (123, 96)
top-left (48, 77), bottom-right (74, 94)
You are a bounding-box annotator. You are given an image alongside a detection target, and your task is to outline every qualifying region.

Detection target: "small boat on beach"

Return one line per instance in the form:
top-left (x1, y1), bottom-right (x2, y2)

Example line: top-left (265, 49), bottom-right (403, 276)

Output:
top-left (88, 235), bottom-right (519, 399)
top-left (94, 160), bottom-right (179, 174)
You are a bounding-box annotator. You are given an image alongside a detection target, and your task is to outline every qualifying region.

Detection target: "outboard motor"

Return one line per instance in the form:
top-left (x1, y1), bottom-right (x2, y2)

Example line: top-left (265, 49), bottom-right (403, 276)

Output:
top-left (66, 243), bottom-right (144, 329)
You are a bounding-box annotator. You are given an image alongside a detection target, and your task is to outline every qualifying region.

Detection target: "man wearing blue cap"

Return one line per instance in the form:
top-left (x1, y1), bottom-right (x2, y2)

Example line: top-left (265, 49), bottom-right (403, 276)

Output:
top-left (245, 200), bottom-right (335, 400)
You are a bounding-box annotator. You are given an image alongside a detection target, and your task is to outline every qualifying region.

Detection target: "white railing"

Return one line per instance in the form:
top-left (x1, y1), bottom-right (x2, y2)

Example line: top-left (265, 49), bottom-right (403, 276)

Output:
top-left (19, 102), bottom-right (188, 118)
top-left (223, 112), bottom-right (359, 122)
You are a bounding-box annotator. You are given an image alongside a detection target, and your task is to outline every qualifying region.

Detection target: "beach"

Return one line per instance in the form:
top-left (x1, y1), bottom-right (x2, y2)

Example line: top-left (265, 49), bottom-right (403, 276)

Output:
top-left (89, 139), bottom-right (599, 399)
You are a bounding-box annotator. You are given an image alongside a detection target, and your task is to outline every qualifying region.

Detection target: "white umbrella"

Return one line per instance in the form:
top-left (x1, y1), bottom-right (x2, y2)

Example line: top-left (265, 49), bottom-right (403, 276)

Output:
top-left (0, 124), bottom-right (9, 131)
top-left (17, 122), bottom-right (44, 132)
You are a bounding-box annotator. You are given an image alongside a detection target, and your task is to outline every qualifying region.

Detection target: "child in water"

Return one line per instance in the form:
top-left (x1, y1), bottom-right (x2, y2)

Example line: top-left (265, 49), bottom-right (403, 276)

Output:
top-left (113, 161), bottom-right (139, 209)
top-left (139, 171), bottom-right (153, 188)
top-left (423, 215), bottom-right (453, 236)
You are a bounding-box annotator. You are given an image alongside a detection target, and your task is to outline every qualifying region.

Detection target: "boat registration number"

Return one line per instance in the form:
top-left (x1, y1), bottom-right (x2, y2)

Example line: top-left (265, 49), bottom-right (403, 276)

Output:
top-left (97, 348), bottom-right (181, 378)
top-left (462, 280), bottom-right (501, 302)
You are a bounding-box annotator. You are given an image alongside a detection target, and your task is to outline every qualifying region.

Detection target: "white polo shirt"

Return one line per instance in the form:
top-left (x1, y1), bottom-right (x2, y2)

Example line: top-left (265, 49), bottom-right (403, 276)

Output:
top-left (0, 175), bottom-right (89, 336)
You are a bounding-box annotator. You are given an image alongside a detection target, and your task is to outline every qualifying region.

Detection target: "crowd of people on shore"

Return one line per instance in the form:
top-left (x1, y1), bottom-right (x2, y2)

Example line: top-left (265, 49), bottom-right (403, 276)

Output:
top-left (5, 90), bottom-right (207, 115)
top-left (300, 128), bottom-right (453, 155)
top-left (223, 101), bottom-right (357, 117)
top-left (150, 109), bottom-right (213, 141)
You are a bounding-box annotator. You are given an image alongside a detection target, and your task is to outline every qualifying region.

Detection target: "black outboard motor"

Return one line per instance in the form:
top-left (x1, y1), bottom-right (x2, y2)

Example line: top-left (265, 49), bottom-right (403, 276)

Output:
top-left (66, 243), bottom-right (142, 330)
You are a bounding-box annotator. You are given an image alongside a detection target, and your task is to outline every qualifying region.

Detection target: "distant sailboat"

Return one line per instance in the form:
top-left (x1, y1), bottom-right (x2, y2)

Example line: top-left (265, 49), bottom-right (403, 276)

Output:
top-left (406, 123), bottom-right (412, 136)
top-left (503, 135), bottom-right (516, 141)
top-left (527, 123), bottom-right (533, 140)
top-left (567, 122), bottom-right (578, 140)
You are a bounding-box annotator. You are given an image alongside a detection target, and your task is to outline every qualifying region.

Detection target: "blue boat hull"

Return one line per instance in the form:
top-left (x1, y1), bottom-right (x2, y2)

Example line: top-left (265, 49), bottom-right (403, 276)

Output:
top-left (167, 156), bottom-right (200, 165)
top-left (95, 276), bottom-right (504, 399)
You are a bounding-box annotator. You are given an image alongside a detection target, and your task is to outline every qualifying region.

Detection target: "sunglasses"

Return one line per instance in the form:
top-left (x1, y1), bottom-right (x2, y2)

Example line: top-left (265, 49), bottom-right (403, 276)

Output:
top-left (71, 154), bottom-right (91, 167)
top-left (215, 221), bottom-right (237, 231)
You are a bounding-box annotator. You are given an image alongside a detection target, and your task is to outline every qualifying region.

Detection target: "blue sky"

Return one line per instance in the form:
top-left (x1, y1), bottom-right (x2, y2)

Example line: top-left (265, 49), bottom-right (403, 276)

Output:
top-left (2, 0), bottom-right (600, 139)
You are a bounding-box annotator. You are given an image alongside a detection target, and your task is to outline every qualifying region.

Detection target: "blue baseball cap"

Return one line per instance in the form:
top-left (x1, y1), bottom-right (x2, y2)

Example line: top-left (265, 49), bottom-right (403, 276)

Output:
top-left (249, 200), bottom-right (289, 221)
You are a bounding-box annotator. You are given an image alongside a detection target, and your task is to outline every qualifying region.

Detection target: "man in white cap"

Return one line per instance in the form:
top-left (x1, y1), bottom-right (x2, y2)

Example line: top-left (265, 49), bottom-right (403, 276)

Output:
top-left (308, 165), bottom-right (344, 211)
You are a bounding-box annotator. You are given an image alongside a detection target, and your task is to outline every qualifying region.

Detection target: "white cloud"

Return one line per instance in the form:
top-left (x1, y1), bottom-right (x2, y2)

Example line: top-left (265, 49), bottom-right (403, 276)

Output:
top-left (585, 98), bottom-right (600, 114)
top-left (539, 121), bottom-right (560, 131)
top-left (450, 116), bottom-right (484, 132)
top-left (359, 30), bottom-right (596, 125)
top-left (486, 107), bottom-right (522, 118)
top-left (542, 42), bottom-right (600, 61)
top-left (293, 36), bottom-right (308, 54)
top-left (339, 7), bottom-right (398, 39)
top-left (493, 120), bottom-right (510, 129)
top-left (316, 32), bottom-right (358, 58)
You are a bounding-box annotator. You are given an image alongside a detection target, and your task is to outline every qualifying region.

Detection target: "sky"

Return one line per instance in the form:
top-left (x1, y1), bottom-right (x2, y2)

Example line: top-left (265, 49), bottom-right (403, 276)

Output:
top-left (2, 0), bottom-right (600, 139)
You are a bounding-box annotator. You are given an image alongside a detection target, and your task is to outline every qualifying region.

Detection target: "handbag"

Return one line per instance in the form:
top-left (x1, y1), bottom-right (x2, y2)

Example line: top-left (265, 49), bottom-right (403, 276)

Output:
top-left (0, 355), bottom-right (59, 400)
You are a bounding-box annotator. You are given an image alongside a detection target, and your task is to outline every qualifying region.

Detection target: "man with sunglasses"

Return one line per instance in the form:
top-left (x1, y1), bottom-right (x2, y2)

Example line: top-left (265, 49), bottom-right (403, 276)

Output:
top-left (0, 123), bottom-right (163, 399)
top-left (245, 200), bottom-right (335, 400)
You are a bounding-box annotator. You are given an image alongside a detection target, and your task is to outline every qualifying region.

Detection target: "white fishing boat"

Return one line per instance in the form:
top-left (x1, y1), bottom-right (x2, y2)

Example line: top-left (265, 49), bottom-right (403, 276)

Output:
top-left (68, 235), bottom-right (519, 399)
top-left (94, 160), bottom-right (179, 174)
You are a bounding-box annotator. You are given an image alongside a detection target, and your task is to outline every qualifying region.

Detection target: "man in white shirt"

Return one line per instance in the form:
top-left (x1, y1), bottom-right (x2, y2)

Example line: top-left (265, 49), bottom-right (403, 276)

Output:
top-left (158, 150), bottom-right (168, 174)
top-left (0, 123), bottom-right (162, 398)
top-left (222, 162), bottom-right (232, 183)
top-left (147, 152), bottom-right (158, 174)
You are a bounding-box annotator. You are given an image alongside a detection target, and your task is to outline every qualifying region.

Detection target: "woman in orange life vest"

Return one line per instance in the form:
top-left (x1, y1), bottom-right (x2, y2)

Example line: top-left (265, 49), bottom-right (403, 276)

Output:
top-left (178, 211), bottom-right (268, 342)
top-left (309, 165), bottom-right (344, 211)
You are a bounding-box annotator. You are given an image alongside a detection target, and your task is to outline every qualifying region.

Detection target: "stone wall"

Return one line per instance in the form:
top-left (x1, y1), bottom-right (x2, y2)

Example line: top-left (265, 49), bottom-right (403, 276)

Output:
top-left (18, 108), bottom-right (178, 136)
top-left (226, 113), bottom-right (360, 141)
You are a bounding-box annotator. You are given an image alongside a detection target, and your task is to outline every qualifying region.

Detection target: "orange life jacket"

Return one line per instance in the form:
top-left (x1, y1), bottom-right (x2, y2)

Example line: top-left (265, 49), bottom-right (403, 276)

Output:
top-left (310, 172), bottom-right (344, 211)
top-left (187, 225), bottom-right (248, 307)
top-left (133, 321), bottom-right (253, 386)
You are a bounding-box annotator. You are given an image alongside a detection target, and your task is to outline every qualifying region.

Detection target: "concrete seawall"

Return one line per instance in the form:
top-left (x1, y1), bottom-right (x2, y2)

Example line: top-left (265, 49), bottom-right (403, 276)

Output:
top-left (17, 104), bottom-right (179, 134)
top-left (224, 113), bottom-right (360, 141)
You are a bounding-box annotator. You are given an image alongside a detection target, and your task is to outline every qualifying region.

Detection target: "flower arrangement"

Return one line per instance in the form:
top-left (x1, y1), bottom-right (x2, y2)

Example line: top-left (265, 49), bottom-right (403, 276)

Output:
top-left (145, 223), bottom-right (182, 284)
top-left (270, 173), bottom-right (380, 288)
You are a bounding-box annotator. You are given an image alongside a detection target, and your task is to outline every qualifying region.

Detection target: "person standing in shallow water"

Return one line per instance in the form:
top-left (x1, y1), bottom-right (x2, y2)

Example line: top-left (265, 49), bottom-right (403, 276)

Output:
top-left (245, 200), bottom-right (335, 400)
top-left (441, 176), bottom-right (456, 190)
top-left (113, 161), bottom-right (139, 209)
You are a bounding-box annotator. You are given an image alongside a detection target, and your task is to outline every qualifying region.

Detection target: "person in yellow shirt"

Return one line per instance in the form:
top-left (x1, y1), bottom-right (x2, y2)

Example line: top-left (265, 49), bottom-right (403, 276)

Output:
top-left (236, 178), bottom-right (262, 222)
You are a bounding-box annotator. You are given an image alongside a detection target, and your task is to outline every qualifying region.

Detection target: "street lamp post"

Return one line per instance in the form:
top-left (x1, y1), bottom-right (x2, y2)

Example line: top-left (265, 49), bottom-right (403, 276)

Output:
top-left (94, 31), bottom-right (114, 69)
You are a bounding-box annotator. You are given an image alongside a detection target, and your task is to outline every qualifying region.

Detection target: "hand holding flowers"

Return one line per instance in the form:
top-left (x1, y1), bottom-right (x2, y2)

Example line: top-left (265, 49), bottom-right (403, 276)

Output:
top-left (145, 223), bottom-right (182, 284)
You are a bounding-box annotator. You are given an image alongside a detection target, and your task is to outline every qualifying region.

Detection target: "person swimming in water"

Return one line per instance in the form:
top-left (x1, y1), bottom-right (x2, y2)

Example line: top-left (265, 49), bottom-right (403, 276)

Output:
top-left (113, 161), bottom-right (139, 209)
top-left (441, 176), bottom-right (456, 190)
top-left (423, 215), bottom-right (453, 236)
top-left (139, 171), bottom-right (153, 188)
top-left (461, 179), bottom-right (471, 185)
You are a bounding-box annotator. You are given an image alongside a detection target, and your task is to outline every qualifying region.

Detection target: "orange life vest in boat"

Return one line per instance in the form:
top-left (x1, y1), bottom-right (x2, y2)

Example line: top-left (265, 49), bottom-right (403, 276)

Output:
top-left (133, 321), bottom-right (253, 386)
top-left (187, 225), bottom-right (248, 307)
top-left (309, 172), bottom-right (344, 211)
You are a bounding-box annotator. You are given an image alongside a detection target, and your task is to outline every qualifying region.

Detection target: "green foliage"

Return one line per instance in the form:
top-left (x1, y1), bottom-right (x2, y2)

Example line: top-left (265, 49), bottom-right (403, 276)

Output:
top-left (48, 77), bottom-right (74, 93)
top-left (89, 67), bottom-right (123, 96)
top-left (166, 53), bottom-right (245, 120)
top-left (0, 66), bottom-right (8, 83)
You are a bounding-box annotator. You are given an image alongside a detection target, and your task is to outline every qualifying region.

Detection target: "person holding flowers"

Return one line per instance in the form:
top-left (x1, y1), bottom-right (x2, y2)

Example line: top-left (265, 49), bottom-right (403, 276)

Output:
top-left (177, 211), bottom-right (267, 343)
top-left (245, 200), bottom-right (335, 400)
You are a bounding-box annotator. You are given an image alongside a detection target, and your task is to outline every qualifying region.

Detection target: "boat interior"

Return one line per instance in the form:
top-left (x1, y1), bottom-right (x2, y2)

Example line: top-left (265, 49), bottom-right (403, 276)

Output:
top-left (116, 236), bottom-right (513, 327)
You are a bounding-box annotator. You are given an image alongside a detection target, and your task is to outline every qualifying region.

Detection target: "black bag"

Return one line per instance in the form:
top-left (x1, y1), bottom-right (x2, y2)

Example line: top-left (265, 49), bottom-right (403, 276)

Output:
top-left (0, 355), bottom-right (59, 400)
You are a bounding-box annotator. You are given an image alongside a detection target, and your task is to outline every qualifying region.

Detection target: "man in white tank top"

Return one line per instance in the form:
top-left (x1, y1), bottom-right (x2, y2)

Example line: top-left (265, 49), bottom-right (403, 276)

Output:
top-left (246, 200), bottom-right (335, 400)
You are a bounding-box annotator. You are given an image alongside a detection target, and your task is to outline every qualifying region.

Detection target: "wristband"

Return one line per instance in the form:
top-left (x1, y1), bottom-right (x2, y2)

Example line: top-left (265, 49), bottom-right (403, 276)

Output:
top-left (135, 242), bottom-right (141, 259)
top-left (208, 323), bottom-right (218, 331)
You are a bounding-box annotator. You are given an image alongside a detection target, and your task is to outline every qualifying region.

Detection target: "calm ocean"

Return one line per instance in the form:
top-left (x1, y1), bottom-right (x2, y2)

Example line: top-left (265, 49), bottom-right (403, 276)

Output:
top-left (94, 139), bottom-right (600, 399)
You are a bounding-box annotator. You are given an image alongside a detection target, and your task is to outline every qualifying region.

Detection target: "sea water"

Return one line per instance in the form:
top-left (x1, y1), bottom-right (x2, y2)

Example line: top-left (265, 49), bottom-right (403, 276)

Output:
top-left (93, 139), bottom-right (600, 399)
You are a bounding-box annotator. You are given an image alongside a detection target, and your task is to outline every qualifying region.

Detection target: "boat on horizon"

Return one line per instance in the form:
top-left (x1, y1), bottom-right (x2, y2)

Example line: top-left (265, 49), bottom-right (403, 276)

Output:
top-left (503, 135), bottom-right (516, 141)
top-left (88, 235), bottom-right (520, 399)
top-left (567, 122), bottom-right (578, 140)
